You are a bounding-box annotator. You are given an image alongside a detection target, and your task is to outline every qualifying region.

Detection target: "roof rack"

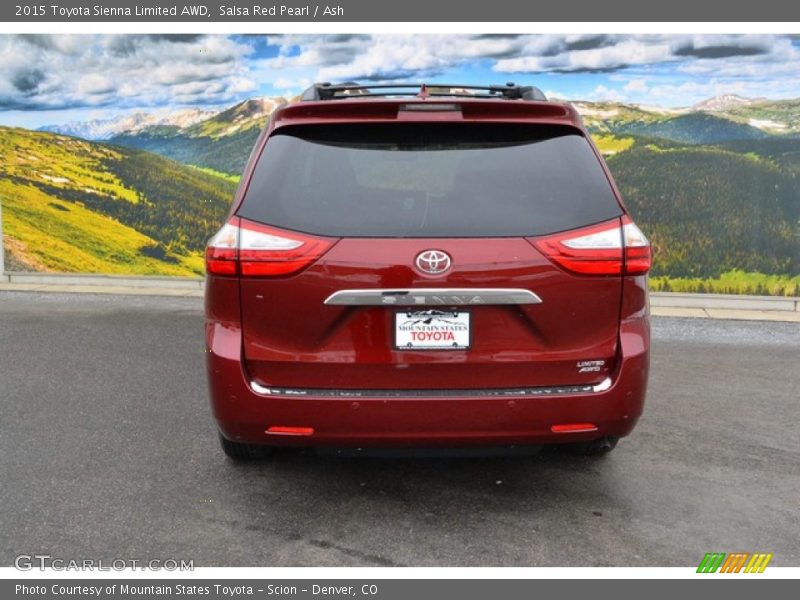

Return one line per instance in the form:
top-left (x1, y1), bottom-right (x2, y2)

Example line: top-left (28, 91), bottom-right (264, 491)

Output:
top-left (300, 82), bottom-right (547, 102)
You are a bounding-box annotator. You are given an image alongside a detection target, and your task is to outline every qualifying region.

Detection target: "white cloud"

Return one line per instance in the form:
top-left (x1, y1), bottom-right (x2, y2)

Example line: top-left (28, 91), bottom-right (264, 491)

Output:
top-left (586, 85), bottom-right (625, 103)
top-left (623, 79), bottom-right (649, 93)
top-left (76, 74), bottom-right (115, 96)
top-left (257, 34), bottom-right (795, 86)
top-left (496, 39), bottom-right (674, 73)
top-left (272, 76), bottom-right (312, 92)
top-left (644, 79), bottom-right (799, 103)
top-left (1, 33), bottom-right (799, 115)
top-left (0, 34), bottom-right (255, 110)
top-left (261, 34), bottom-right (533, 82)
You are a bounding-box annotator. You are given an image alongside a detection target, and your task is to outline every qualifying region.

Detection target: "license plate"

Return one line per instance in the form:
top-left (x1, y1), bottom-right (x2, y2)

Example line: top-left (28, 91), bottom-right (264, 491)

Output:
top-left (394, 310), bottom-right (470, 350)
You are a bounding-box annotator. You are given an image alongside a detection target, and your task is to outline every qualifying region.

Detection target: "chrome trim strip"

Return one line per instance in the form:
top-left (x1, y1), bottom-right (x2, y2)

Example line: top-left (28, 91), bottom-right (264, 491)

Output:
top-left (250, 381), bottom-right (273, 395)
top-left (249, 381), bottom-right (611, 398)
top-left (324, 288), bottom-right (542, 306)
top-left (592, 377), bottom-right (613, 393)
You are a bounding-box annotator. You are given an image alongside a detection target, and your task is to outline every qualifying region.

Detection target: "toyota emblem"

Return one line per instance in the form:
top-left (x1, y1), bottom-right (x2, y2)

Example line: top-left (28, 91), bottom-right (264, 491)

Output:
top-left (415, 250), bottom-right (452, 275)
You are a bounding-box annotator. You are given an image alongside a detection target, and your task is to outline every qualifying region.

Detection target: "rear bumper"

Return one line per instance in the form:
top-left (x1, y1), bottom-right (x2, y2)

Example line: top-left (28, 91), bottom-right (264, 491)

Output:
top-left (206, 318), bottom-right (649, 448)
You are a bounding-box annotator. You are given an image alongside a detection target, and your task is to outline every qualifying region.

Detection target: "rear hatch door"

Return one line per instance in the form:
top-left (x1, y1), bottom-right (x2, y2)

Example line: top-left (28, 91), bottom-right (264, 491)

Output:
top-left (236, 122), bottom-right (624, 390)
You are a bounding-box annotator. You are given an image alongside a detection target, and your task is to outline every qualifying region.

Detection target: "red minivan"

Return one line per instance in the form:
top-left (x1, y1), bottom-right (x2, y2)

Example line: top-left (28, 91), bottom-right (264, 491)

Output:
top-left (205, 83), bottom-right (651, 459)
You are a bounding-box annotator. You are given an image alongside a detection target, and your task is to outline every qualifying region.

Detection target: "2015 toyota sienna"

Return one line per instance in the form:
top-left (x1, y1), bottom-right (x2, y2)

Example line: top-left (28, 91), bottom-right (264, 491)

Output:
top-left (205, 82), bottom-right (651, 459)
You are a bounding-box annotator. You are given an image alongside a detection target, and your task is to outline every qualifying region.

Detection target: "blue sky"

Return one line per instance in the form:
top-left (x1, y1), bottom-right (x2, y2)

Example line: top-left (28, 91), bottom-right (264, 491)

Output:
top-left (2, 34), bottom-right (800, 128)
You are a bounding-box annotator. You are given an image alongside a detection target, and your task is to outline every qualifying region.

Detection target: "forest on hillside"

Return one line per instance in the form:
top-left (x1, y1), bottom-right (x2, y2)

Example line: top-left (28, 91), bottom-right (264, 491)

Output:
top-left (24, 146), bottom-right (236, 258)
top-left (1, 119), bottom-right (798, 294)
top-left (111, 128), bottom-right (260, 176)
top-left (0, 126), bottom-right (236, 276)
top-left (608, 143), bottom-right (799, 279)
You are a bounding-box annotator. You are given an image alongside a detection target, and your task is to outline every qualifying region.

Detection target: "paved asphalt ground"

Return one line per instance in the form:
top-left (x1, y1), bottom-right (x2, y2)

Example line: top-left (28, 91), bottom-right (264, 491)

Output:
top-left (1, 291), bottom-right (798, 567)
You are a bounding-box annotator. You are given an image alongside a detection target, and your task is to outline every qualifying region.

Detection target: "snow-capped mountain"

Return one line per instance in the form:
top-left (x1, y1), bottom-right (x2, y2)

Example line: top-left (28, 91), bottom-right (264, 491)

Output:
top-left (692, 95), bottom-right (765, 112)
top-left (39, 108), bottom-right (217, 140)
top-left (182, 97), bottom-right (288, 138)
top-left (98, 97), bottom-right (289, 175)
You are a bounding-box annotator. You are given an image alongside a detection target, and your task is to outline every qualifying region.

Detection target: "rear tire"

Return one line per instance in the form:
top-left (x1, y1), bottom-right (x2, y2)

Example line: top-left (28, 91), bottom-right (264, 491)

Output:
top-left (218, 433), bottom-right (271, 460)
top-left (564, 436), bottom-right (619, 457)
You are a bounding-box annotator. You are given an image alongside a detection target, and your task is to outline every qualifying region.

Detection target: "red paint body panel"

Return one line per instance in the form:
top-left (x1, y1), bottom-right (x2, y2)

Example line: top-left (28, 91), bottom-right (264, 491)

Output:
top-left (240, 237), bottom-right (621, 389)
top-left (206, 267), bottom-right (649, 449)
top-left (205, 278), bottom-right (648, 447)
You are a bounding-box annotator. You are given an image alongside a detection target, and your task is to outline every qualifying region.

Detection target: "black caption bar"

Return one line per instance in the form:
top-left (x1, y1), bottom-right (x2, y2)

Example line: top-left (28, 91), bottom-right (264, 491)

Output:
top-left (2, 0), bottom-right (799, 22)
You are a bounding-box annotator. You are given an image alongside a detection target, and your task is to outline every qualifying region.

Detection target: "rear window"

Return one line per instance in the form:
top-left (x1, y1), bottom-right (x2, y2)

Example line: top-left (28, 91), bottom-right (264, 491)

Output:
top-left (238, 123), bottom-right (622, 237)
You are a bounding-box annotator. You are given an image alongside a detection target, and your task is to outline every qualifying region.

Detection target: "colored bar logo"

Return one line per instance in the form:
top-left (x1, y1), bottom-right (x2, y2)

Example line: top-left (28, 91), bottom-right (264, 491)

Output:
top-left (697, 552), bottom-right (772, 573)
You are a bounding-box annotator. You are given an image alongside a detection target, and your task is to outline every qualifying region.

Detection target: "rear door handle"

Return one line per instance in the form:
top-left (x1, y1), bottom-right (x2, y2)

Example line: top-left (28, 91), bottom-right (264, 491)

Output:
top-left (324, 288), bottom-right (542, 306)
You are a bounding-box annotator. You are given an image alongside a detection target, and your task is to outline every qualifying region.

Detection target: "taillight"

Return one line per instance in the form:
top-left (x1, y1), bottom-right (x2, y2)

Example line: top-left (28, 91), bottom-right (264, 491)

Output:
top-left (531, 216), bottom-right (651, 276)
top-left (621, 216), bottom-right (652, 275)
top-left (205, 217), bottom-right (335, 277)
top-left (205, 218), bottom-right (239, 275)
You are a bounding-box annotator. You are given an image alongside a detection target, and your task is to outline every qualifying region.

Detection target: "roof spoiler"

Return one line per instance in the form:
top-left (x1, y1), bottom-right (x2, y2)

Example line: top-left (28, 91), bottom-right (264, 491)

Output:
top-left (300, 82), bottom-right (548, 102)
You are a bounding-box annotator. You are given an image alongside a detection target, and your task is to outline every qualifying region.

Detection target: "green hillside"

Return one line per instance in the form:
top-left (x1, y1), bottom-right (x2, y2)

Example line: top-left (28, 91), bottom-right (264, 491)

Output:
top-left (612, 113), bottom-right (770, 144)
top-left (607, 143), bottom-right (799, 279)
top-left (577, 97), bottom-right (800, 144)
top-left (109, 129), bottom-right (255, 181)
top-left (110, 98), bottom-right (285, 176)
top-left (0, 126), bottom-right (235, 275)
top-left (721, 99), bottom-right (800, 134)
top-left (6, 95), bottom-right (799, 294)
top-left (183, 98), bottom-right (279, 138)
top-left (574, 101), bottom-right (667, 135)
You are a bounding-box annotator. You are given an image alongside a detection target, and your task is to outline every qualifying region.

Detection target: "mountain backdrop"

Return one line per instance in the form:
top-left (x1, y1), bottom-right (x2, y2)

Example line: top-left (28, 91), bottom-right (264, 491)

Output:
top-left (0, 127), bottom-right (235, 275)
top-left (1, 93), bottom-right (798, 294)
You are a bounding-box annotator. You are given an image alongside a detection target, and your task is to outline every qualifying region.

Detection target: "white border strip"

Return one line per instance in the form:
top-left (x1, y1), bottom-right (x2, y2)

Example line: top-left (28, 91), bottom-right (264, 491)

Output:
top-left (1, 22), bottom-right (800, 34)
